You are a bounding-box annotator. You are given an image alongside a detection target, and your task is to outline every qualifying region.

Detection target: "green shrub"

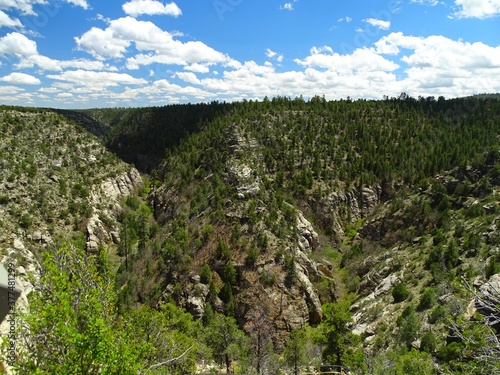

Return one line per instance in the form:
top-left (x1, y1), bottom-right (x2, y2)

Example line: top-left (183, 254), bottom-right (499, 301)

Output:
top-left (125, 195), bottom-right (140, 210)
top-left (486, 254), bottom-right (500, 278)
top-left (199, 264), bottom-right (212, 284)
top-left (439, 342), bottom-right (463, 362)
top-left (19, 213), bottom-right (32, 229)
top-left (420, 331), bottom-right (437, 353)
top-left (418, 288), bottom-right (437, 311)
top-left (392, 283), bottom-right (411, 303)
top-left (246, 245), bottom-right (259, 266)
top-left (215, 242), bottom-right (231, 260)
top-left (394, 349), bottom-right (435, 375)
top-left (429, 305), bottom-right (446, 324)
top-left (260, 269), bottom-right (276, 286)
top-left (397, 306), bottom-right (421, 347)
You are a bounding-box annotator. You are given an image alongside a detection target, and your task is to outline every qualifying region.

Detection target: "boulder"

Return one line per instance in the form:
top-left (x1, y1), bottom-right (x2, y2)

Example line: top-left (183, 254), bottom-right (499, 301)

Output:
top-left (13, 238), bottom-right (25, 251)
top-left (187, 296), bottom-right (205, 320)
top-left (374, 274), bottom-right (399, 297)
top-left (32, 231), bottom-right (42, 242)
top-left (86, 241), bottom-right (99, 253)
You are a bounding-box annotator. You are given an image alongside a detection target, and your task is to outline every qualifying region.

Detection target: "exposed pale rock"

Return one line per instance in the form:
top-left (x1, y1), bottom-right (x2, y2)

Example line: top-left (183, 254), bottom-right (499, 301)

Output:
top-left (227, 161), bottom-right (261, 199)
top-left (92, 168), bottom-right (143, 205)
top-left (187, 296), bottom-right (205, 320)
top-left (86, 240), bottom-right (99, 253)
top-left (294, 248), bottom-right (319, 279)
top-left (41, 233), bottom-right (52, 244)
top-left (296, 212), bottom-right (319, 252)
top-left (237, 181), bottom-right (260, 199)
top-left (296, 269), bottom-right (323, 324)
top-left (352, 322), bottom-right (376, 337)
top-left (438, 293), bottom-right (456, 306)
top-left (374, 274), bottom-right (399, 297)
top-left (88, 234), bottom-right (100, 244)
top-left (474, 274), bottom-right (500, 327)
top-left (13, 238), bottom-right (25, 251)
top-left (32, 230), bottom-right (42, 241)
top-left (358, 256), bottom-right (399, 296)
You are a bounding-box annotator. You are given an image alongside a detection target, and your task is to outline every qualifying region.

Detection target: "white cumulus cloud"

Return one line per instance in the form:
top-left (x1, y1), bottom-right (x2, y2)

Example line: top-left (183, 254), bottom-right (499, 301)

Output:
top-left (0, 10), bottom-right (22, 27)
top-left (363, 18), bottom-right (391, 30)
top-left (75, 16), bottom-right (232, 69)
top-left (66, 0), bottom-right (89, 9)
top-left (0, 32), bottom-right (38, 56)
top-left (266, 48), bottom-right (284, 62)
top-left (411, 0), bottom-right (439, 5)
top-left (123, 0), bottom-right (182, 17)
top-left (453, 0), bottom-right (500, 18)
top-left (46, 70), bottom-right (147, 90)
top-left (0, 0), bottom-right (47, 16)
top-left (0, 72), bottom-right (40, 85)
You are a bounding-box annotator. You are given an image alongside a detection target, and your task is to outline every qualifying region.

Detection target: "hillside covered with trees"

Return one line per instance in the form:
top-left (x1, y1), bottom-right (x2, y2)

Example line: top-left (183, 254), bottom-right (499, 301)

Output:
top-left (2, 95), bottom-right (500, 374)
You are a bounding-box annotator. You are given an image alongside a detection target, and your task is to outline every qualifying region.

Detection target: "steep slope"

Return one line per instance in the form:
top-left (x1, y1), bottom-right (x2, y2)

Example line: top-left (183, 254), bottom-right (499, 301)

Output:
top-left (118, 96), bottom-right (500, 363)
top-left (346, 150), bottom-right (500, 372)
top-left (0, 107), bottom-right (142, 335)
top-left (62, 103), bottom-right (233, 172)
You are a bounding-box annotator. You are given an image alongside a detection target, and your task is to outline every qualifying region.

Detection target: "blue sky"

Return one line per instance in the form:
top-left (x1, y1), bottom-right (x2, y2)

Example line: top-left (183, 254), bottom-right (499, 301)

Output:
top-left (0, 0), bottom-right (499, 108)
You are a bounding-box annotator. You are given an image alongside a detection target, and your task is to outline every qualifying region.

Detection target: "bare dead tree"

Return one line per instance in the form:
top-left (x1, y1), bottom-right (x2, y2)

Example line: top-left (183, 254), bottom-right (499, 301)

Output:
top-left (245, 305), bottom-right (274, 375)
top-left (446, 277), bottom-right (500, 374)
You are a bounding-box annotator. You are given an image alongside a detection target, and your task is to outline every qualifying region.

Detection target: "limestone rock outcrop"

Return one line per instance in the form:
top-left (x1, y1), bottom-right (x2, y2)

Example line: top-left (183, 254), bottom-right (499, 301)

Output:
top-left (86, 168), bottom-right (143, 252)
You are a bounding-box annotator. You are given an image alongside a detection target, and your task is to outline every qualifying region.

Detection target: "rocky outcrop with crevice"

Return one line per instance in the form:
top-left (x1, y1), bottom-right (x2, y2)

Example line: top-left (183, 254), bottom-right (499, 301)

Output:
top-left (87, 168), bottom-right (143, 252)
top-left (314, 185), bottom-right (382, 242)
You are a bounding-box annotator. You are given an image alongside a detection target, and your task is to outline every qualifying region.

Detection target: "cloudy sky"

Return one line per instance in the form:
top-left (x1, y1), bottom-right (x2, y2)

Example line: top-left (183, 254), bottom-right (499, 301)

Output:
top-left (0, 0), bottom-right (499, 108)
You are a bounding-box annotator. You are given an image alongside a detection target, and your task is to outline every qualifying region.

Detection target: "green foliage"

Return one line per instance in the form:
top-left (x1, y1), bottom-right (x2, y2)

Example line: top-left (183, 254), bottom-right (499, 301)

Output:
top-left (284, 252), bottom-right (297, 280)
top-left (200, 224), bottom-right (213, 242)
top-left (394, 349), bottom-right (436, 375)
top-left (215, 241), bottom-right (231, 260)
top-left (417, 288), bottom-right (437, 311)
top-left (439, 342), bottom-right (464, 362)
top-left (420, 331), bottom-right (437, 354)
top-left (392, 283), bottom-right (411, 303)
top-left (486, 253), bottom-right (500, 278)
top-left (444, 240), bottom-right (460, 269)
top-left (199, 264), bottom-right (212, 284)
top-left (284, 328), bottom-right (308, 375)
top-left (203, 314), bottom-right (249, 374)
top-left (223, 261), bottom-right (237, 285)
top-left (320, 301), bottom-right (365, 371)
top-left (19, 213), bottom-right (32, 229)
top-left (125, 195), bottom-right (140, 210)
top-left (127, 303), bottom-right (202, 375)
top-left (429, 305), bottom-right (446, 324)
top-left (397, 306), bottom-right (421, 348)
top-left (12, 245), bottom-right (142, 374)
top-left (260, 268), bottom-right (276, 286)
top-left (246, 245), bottom-right (260, 266)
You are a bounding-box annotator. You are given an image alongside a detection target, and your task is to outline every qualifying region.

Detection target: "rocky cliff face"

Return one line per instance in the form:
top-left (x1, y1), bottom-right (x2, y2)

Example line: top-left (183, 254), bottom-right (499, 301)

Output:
top-left (86, 169), bottom-right (143, 252)
top-left (153, 123), bottom-right (384, 351)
